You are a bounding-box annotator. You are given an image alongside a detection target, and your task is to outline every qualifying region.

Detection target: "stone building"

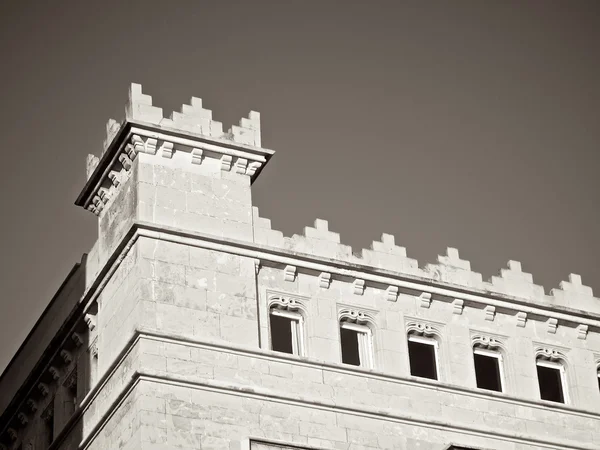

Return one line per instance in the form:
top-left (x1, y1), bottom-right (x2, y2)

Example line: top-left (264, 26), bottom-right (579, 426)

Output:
top-left (1, 83), bottom-right (599, 450)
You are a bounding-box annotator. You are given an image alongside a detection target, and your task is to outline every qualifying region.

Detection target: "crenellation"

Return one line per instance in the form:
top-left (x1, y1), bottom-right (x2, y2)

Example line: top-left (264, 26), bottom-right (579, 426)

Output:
top-left (103, 118), bottom-right (121, 154)
top-left (361, 233), bottom-right (421, 275)
top-left (487, 260), bottom-right (546, 301)
top-left (4, 84), bottom-right (600, 450)
top-left (425, 247), bottom-right (483, 289)
top-left (125, 83), bottom-right (163, 125)
top-left (484, 305), bottom-right (496, 321)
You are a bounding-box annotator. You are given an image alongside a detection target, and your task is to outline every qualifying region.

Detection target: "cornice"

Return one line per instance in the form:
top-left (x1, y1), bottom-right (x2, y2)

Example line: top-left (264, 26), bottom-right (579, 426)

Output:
top-left (75, 120), bottom-right (275, 212)
top-left (45, 331), bottom-right (600, 450)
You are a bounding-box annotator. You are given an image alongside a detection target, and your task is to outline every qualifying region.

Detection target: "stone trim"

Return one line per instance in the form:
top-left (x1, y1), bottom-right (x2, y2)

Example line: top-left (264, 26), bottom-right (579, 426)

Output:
top-left (31, 330), bottom-right (600, 450)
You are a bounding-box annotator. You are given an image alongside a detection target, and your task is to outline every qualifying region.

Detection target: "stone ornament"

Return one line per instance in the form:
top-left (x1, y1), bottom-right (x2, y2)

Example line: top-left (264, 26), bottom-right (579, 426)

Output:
top-left (339, 308), bottom-right (376, 326)
top-left (268, 294), bottom-right (307, 314)
top-left (452, 299), bottom-right (464, 315)
top-left (283, 265), bottom-right (297, 282)
top-left (353, 279), bottom-right (365, 295)
top-left (419, 292), bottom-right (432, 309)
top-left (318, 272), bottom-right (331, 289)
top-left (535, 346), bottom-right (567, 363)
top-left (406, 320), bottom-right (441, 338)
top-left (385, 286), bottom-right (399, 302)
top-left (577, 324), bottom-right (588, 340)
top-left (472, 334), bottom-right (504, 351)
top-left (516, 312), bottom-right (527, 328)
top-left (547, 318), bottom-right (558, 334)
top-left (484, 305), bottom-right (496, 322)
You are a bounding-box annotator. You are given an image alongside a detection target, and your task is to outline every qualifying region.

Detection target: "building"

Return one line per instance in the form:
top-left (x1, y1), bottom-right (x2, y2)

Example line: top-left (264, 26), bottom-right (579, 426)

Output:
top-left (1, 83), bottom-right (599, 450)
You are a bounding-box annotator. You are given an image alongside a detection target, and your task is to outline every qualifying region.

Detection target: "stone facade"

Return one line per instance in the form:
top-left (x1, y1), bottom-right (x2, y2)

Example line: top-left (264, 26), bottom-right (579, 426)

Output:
top-left (1, 83), bottom-right (600, 450)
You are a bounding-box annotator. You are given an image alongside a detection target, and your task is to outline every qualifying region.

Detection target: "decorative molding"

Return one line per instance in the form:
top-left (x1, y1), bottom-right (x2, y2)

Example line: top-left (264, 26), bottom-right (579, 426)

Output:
top-left (26, 399), bottom-right (38, 412)
top-left (118, 153), bottom-right (133, 170)
top-left (547, 318), bottom-right (558, 334)
top-left (452, 299), bottom-right (464, 315)
top-left (516, 312), bottom-right (527, 328)
top-left (17, 412), bottom-right (28, 425)
top-left (353, 279), bottom-right (365, 295)
top-left (64, 367), bottom-right (78, 390)
top-left (385, 285), bottom-right (399, 302)
top-left (107, 170), bottom-right (121, 187)
top-left (484, 305), bottom-right (496, 322)
top-left (283, 265), bottom-right (296, 282)
top-left (159, 141), bottom-right (174, 158)
top-left (221, 154), bottom-right (233, 171)
top-left (419, 292), bottom-right (432, 309)
top-left (471, 333), bottom-right (505, 351)
top-left (38, 382), bottom-right (49, 396)
top-left (577, 324), bottom-right (589, 340)
top-left (535, 346), bottom-right (568, 363)
top-left (267, 292), bottom-right (308, 314)
top-left (246, 161), bottom-right (261, 176)
top-left (60, 349), bottom-right (73, 364)
top-left (338, 307), bottom-right (376, 326)
top-left (191, 148), bottom-right (203, 165)
top-left (405, 319), bottom-right (442, 338)
top-left (49, 366), bottom-right (61, 380)
top-left (90, 339), bottom-right (98, 358)
top-left (72, 332), bottom-right (84, 347)
top-left (318, 272), bottom-right (331, 289)
top-left (235, 158), bottom-right (248, 174)
top-left (132, 134), bottom-right (157, 155)
top-left (84, 313), bottom-right (97, 331)
top-left (6, 428), bottom-right (17, 441)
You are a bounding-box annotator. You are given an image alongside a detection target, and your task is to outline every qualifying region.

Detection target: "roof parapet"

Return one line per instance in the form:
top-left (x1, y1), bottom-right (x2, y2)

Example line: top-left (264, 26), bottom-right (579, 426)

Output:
top-left (252, 207), bottom-right (599, 314)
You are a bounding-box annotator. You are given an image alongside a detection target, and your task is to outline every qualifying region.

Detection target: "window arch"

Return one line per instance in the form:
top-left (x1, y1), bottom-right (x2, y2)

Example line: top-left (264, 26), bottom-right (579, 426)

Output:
top-left (406, 321), bottom-right (442, 381)
top-left (471, 334), bottom-right (506, 393)
top-left (535, 347), bottom-right (569, 404)
top-left (267, 295), bottom-right (307, 357)
top-left (338, 308), bottom-right (376, 369)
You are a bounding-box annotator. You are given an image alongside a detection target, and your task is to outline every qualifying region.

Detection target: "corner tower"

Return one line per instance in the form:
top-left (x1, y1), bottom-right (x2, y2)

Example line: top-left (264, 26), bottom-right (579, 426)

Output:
top-left (75, 83), bottom-right (274, 374)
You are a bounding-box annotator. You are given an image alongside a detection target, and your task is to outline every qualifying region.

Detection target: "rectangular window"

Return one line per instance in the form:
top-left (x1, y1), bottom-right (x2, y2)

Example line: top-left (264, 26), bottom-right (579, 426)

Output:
top-left (340, 322), bottom-right (373, 369)
top-left (473, 348), bottom-right (503, 392)
top-left (408, 335), bottom-right (438, 380)
top-left (536, 360), bottom-right (567, 403)
top-left (269, 309), bottom-right (303, 356)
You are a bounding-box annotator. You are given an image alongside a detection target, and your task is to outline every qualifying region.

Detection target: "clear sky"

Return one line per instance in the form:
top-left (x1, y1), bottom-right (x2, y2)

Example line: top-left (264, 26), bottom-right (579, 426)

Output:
top-left (0, 0), bottom-right (599, 373)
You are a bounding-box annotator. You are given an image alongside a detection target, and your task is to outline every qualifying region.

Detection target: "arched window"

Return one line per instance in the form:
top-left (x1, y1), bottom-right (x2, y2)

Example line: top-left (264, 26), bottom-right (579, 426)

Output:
top-left (268, 295), bottom-right (306, 356)
top-left (535, 348), bottom-right (569, 404)
top-left (338, 309), bottom-right (375, 369)
top-left (406, 322), bottom-right (441, 380)
top-left (471, 335), bottom-right (505, 393)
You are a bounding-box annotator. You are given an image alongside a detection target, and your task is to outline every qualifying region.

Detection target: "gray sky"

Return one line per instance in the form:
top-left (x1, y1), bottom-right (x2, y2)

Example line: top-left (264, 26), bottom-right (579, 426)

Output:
top-left (1, 0), bottom-right (599, 373)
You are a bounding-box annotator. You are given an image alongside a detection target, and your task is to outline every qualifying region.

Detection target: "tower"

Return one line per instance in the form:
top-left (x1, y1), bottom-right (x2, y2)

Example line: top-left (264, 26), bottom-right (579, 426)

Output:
top-left (1, 84), bottom-right (599, 450)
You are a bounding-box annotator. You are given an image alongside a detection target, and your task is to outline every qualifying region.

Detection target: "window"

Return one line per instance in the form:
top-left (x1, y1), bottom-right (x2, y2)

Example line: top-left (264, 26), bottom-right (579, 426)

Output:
top-left (536, 359), bottom-right (567, 403)
top-left (597, 366), bottom-right (600, 391)
top-left (269, 308), bottom-right (304, 356)
top-left (340, 321), bottom-right (373, 369)
top-left (408, 335), bottom-right (438, 380)
top-left (473, 347), bottom-right (504, 392)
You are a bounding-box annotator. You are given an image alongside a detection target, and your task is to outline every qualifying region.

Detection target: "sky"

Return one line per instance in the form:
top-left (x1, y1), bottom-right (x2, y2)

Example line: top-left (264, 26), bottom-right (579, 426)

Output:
top-left (0, 0), bottom-right (599, 373)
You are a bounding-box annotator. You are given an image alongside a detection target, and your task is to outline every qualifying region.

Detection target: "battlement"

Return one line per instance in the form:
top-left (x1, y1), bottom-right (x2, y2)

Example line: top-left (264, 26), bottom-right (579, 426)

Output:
top-left (252, 208), bottom-right (599, 316)
top-left (78, 84), bottom-right (598, 317)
